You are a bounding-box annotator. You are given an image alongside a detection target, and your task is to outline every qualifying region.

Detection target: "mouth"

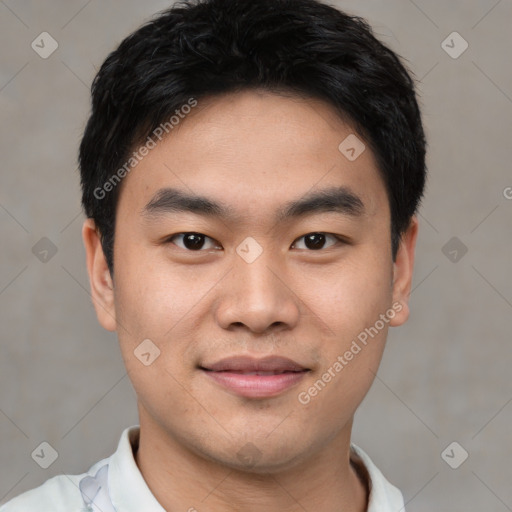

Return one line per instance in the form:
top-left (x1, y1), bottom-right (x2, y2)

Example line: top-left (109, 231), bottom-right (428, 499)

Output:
top-left (199, 355), bottom-right (311, 398)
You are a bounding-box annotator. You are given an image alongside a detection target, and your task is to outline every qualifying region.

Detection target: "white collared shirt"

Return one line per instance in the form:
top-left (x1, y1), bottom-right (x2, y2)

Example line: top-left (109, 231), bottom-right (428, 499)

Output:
top-left (0, 425), bottom-right (405, 511)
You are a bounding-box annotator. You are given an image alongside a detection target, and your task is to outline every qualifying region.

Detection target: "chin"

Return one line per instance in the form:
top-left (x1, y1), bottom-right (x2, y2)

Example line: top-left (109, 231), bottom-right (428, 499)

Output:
top-left (200, 435), bottom-right (313, 475)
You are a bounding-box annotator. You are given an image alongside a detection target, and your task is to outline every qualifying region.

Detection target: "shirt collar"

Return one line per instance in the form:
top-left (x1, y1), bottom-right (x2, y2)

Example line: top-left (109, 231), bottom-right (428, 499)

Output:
top-left (350, 443), bottom-right (405, 511)
top-left (108, 425), bottom-right (405, 512)
top-left (108, 425), bottom-right (165, 511)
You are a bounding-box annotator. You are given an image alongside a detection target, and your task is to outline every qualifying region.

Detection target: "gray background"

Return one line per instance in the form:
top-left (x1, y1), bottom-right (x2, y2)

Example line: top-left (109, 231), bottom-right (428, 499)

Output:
top-left (1, 1), bottom-right (511, 510)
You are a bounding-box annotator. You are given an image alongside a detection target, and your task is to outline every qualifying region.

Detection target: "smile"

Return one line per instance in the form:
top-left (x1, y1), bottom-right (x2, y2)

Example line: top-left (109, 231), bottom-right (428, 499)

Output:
top-left (200, 368), bottom-right (310, 398)
top-left (199, 354), bottom-right (311, 398)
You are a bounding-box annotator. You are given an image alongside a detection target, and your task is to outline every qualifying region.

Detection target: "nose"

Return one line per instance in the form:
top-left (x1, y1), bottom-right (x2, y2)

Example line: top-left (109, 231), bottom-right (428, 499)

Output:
top-left (214, 248), bottom-right (300, 334)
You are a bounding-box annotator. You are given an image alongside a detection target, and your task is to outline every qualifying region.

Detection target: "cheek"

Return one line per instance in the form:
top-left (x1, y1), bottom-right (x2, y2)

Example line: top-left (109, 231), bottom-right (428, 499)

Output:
top-left (295, 255), bottom-right (393, 406)
top-left (297, 268), bottom-right (392, 431)
top-left (113, 247), bottom-right (201, 338)
top-left (112, 249), bottom-right (219, 393)
top-left (299, 256), bottom-right (393, 339)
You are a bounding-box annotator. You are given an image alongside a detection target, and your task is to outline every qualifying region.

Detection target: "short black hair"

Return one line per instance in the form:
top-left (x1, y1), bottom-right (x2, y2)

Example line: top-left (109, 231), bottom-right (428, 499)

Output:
top-left (79, 0), bottom-right (427, 277)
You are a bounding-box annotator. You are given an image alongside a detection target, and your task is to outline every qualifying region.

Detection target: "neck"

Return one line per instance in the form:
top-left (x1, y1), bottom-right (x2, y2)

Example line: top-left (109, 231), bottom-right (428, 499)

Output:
top-left (133, 413), bottom-right (368, 512)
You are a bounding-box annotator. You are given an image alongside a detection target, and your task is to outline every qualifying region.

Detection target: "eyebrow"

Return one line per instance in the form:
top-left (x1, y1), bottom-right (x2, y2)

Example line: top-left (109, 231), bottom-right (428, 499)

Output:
top-left (141, 186), bottom-right (365, 223)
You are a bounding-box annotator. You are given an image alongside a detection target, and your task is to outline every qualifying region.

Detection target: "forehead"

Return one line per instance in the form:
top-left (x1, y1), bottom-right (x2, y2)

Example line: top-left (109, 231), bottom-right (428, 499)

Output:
top-left (116, 90), bottom-right (387, 223)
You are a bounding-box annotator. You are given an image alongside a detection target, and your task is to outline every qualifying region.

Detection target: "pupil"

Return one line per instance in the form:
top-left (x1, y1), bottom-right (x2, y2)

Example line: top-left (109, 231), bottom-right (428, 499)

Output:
top-left (305, 233), bottom-right (325, 250)
top-left (184, 233), bottom-right (204, 250)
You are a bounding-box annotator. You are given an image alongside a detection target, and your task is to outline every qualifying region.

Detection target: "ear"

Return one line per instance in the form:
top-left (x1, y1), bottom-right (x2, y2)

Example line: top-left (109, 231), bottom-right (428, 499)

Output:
top-left (82, 218), bottom-right (117, 332)
top-left (389, 216), bottom-right (419, 327)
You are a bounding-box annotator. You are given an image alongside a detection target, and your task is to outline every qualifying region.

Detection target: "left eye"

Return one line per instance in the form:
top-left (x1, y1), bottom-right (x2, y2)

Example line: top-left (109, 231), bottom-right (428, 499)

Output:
top-left (292, 232), bottom-right (342, 250)
top-left (167, 232), bottom-right (220, 251)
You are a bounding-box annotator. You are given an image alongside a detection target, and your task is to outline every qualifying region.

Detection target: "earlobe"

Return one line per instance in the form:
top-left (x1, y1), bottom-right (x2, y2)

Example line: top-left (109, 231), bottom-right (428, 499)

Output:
top-left (389, 216), bottom-right (419, 327)
top-left (82, 218), bottom-right (117, 332)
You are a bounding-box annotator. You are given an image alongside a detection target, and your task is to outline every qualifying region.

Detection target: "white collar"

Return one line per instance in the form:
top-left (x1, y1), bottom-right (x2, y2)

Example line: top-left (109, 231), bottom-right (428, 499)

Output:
top-left (350, 443), bottom-right (405, 511)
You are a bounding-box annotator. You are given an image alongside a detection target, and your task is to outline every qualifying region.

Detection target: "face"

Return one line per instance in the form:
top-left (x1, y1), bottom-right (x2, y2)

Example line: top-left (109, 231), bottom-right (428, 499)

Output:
top-left (83, 90), bottom-right (417, 473)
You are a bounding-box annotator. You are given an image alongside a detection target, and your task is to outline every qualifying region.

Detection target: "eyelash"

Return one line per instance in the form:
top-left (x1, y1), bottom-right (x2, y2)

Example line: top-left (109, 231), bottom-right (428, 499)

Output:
top-left (164, 232), bottom-right (347, 251)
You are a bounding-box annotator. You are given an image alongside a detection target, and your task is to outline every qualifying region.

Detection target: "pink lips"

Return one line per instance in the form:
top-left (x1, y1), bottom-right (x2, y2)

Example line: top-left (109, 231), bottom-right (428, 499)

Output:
top-left (200, 355), bottom-right (310, 398)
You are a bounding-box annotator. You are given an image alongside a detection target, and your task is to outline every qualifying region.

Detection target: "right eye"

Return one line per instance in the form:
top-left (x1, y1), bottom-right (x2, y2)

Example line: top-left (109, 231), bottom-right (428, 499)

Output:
top-left (165, 232), bottom-right (222, 251)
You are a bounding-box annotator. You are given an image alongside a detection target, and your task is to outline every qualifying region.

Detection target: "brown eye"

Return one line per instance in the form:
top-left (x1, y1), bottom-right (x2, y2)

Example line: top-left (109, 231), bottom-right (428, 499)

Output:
top-left (167, 232), bottom-right (219, 251)
top-left (292, 233), bottom-right (340, 250)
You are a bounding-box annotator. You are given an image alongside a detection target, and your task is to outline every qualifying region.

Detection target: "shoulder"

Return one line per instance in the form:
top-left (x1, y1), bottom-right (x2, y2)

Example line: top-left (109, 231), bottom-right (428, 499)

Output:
top-left (0, 457), bottom-right (109, 512)
top-left (0, 426), bottom-right (139, 512)
top-left (0, 474), bottom-right (84, 512)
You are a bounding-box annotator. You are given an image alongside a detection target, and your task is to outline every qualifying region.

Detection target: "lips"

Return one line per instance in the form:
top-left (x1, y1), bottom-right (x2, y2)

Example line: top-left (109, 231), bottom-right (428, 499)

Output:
top-left (200, 355), bottom-right (310, 398)
top-left (200, 355), bottom-right (309, 373)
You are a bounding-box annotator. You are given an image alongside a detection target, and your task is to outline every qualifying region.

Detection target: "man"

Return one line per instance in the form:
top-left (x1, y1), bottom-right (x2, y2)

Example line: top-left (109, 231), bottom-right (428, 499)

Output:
top-left (1, 0), bottom-right (426, 510)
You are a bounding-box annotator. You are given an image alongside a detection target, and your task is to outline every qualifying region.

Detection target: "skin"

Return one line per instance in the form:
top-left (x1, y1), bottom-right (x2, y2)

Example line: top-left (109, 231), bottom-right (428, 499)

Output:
top-left (82, 90), bottom-right (418, 512)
